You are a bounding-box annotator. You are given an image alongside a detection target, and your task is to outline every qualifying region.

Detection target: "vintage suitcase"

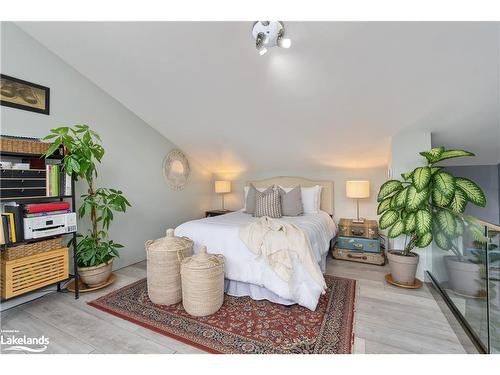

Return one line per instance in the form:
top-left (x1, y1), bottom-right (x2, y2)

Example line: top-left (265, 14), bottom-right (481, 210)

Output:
top-left (337, 236), bottom-right (381, 253)
top-left (337, 218), bottom-right (378, 239)
top-left (332, 246), bottom-right (385, 266)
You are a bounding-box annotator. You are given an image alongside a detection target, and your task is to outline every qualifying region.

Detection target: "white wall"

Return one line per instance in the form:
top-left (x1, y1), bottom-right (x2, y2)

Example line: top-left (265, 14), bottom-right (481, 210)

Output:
top-left (213, 167), bottom-right (387, 223)
top-left (0, 23), bottom-right (213, 272)
top-left (389, 130), bottom-right (432, 279)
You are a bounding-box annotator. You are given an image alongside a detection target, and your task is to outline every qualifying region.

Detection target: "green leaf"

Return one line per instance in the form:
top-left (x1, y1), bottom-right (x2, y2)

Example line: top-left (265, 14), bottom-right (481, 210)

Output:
top-left (455, 177), bottom-right (486, 207)
top-left (401, 171), bottom-right (414, 181)
top-left (390, 187), bottom-right (408, 209)
top-left (388, 220), bottom-right (405, 238)
top-left (415, 209), bottom-right (432, 236)
top-left (403, 212), bottom-right (417, 234)
top-left (417, 232), bottom-right (433, 247)
top-left (434, 231), bottom-right (452, 251)
top-left (377, 180), bottom-right (403, 202)
top-left (379, 210), bottom-right (399, 230)
top-left (432, 171), bottom-right (455, 198)
top-left (449, 188), bottom-right (467, 214)
top-left (430, 167), bottom-right (442, 175)
top-left (412, 167), bottom-right (431, 192)
top-left (432, 189), bottom-right (452, 207)
top-left (405, 185), bottom-right (429, 211)
top-left (431, 149), bottom-right (475, 163)
top-left (420, 147), bottom-right (444, 163)
top-left (44, 142), bottom-right (61, 158)
top-left (436, 209), bottom-right (456, 237)
top-left (455, 219), bottom-right (465, 236)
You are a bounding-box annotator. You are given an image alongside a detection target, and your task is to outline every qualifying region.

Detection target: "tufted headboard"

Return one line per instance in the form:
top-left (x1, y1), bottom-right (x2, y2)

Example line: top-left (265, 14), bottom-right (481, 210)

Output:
top-left (248, 176), bottom-right (334, 216)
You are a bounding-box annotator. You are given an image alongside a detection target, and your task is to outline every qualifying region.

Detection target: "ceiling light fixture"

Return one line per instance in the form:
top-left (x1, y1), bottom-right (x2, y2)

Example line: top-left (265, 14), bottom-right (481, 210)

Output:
top-left (252, 21), bottom-right (291, 56)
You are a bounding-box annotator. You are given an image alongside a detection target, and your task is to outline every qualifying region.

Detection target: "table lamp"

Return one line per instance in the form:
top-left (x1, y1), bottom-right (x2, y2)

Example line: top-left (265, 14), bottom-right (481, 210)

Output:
top-left (346, 180), bottom-right (370, 223)
top-left (215, 180), bottom-right (231, 210)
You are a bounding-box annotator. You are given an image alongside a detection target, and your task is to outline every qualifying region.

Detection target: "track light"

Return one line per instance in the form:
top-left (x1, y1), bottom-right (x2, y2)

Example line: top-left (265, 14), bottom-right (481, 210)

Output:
top-left (252, 21), bottom-right (291, 55)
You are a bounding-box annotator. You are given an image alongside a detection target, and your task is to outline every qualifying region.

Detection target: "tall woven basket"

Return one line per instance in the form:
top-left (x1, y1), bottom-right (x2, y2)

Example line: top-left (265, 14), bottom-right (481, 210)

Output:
top-left (145, 228), bottom-right (193, 305)
top-left (181, 246), bottom-right (225, 317)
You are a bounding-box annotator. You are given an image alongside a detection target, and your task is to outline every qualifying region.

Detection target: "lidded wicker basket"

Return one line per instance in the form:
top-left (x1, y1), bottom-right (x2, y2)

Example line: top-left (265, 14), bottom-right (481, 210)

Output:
top-left (145, 228), bottom-right (193, 305)
top-left (181, 246), bottom-right (225, 317)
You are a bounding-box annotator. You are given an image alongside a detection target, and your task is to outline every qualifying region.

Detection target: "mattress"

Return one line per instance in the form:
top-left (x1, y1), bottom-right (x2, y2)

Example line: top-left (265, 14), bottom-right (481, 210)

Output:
top-left (175, 210), bottom-right (336, 310)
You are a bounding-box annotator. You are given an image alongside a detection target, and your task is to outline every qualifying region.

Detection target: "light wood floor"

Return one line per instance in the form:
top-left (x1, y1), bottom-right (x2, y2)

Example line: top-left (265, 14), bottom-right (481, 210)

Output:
top-left (0, 257), bottom-right (473, 354)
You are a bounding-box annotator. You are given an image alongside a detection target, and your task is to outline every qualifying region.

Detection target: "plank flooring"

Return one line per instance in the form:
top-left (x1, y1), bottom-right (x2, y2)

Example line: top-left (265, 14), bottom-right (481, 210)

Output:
top-left (0, 257), bottom-right (473, 354)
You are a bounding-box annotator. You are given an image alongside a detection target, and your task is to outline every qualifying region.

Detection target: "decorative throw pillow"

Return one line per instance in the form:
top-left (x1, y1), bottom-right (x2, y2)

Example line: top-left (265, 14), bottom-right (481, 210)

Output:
top-left (245, 184), bottom-right (272, 215)
top-left (255, 187), bottom-right (282, 218)
top-left (279, 185), bottom-right (303, 216)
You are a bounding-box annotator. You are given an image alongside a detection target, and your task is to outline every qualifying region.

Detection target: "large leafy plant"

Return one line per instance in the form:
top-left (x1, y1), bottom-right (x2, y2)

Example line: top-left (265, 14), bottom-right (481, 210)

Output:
top-left (377, 147), bottom-right (486, 257)
top-left (44, 125), bottom-right (131, 267)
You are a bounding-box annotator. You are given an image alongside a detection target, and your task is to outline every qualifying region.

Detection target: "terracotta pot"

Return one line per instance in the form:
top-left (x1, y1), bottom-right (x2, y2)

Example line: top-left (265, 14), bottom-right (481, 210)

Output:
top-left (387, 250), bottom-right (419, 285)
top-left (445, 256), bottom-right (484, 297)
top-left (78, 259), bottom-right (113, 287)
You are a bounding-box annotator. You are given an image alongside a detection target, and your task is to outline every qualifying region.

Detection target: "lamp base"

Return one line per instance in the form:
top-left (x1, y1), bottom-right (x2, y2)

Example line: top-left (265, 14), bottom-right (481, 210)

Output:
top-left (352, 218), bottom-right (366, 224)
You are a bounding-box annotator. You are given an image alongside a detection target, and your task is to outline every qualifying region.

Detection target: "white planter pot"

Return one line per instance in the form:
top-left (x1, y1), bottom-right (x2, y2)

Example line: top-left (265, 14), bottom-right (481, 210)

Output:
top-left (78, 259), bottom-right (113, 287)
top-left (387, 250), bottom-right (419, 285)
top-left (445, 256), bottom-right (484, 297)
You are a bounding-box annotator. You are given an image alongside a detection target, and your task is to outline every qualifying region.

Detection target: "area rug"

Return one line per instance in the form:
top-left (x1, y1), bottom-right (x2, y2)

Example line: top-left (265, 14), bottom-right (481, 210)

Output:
top-left (88, 275), bottom-right (356, 354)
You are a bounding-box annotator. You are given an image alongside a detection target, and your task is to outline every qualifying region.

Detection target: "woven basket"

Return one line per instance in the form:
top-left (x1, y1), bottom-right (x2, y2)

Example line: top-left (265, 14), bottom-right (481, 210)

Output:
top-left (2, 237), bottom-right (64, 261)
top-left (181, 246), bottom-right (225, 317)
top-left (145, 228), bottom-right (193, 305)
top-left (0, 136), bottom-right (52, 155)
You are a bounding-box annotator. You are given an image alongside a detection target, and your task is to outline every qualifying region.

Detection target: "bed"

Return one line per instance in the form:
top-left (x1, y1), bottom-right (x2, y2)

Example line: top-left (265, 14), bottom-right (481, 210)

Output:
top-left (175, 177), bottom-right (336, 310)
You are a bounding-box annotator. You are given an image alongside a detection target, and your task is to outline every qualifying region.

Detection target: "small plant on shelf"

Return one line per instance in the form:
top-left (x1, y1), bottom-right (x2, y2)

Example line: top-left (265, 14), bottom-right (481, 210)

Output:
top-left (377, 146), bottom-right (487, 287)
top-left (44, 125), bottom-right (131, 287)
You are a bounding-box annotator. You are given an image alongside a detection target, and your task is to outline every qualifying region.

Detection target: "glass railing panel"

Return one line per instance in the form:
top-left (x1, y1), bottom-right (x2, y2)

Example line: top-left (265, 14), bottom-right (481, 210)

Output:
top-left (486, 224), bottom-right (500, 353)
top-left (430, 215), bottom-right (490, 351)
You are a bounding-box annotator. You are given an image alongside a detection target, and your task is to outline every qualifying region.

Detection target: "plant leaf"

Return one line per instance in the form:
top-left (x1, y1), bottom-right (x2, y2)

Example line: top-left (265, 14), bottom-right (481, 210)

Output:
top-left (415, 209), bottom-right (432, 236)
top-left (401, 171), bottom-right (413, 181)
top-left (436, 209), bottom-right (456, 237)
top-left (449, 188), bottom-right (467, 214)
top-left (420, 147), bottom-right (444, 163)
top-left (379, 210), bottom-right (399, 230)
top-left (388, 220), bottom-right (405, 238)
top-left (405, 185), bottom-right (429, 211)
top-left (432, 149), bottom-right (475, 163)
top-left (390, 187), bottom-right (408, 209)
top-left (432, 189), bottom-right (452, 207)
top-left (434, 231), bottom-right (452, 251)
top-left (403, 212), bottom-right (417, 234)
top-left (430, 167), bottom-right (442, 175)
top-left (455, 177), bottom-right (486, 207)
top-left (417, 232), bottom-right (433, 247)
top-left (377, 180), bottom-right (403, 202)
top-left (412, 167), bottom-right (431, 192)
top-left (432, 171), bottom-right (455, 198)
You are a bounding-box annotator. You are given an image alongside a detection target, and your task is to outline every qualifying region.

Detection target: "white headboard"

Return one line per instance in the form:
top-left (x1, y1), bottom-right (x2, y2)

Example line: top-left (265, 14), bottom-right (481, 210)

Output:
top-left (248, 176), bottom-right (334, 216)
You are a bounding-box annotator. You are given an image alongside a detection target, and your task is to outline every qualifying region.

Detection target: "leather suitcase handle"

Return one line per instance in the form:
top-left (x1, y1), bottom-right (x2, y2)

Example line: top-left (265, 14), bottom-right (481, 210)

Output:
top-left (347, 253), bottom-right (367, 260)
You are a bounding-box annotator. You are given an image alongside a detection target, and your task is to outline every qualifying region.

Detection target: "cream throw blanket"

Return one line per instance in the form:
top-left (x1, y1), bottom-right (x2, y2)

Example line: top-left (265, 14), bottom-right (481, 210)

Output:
top-left (239, 216), bottom-right (326, 293)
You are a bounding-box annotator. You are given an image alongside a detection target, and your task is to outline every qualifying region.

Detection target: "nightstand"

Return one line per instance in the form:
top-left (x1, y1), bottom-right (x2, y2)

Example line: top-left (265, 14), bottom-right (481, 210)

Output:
top-left (205, 209), bottom-right (233, 217)
top-left (332, 218), bottom-right (385, 265)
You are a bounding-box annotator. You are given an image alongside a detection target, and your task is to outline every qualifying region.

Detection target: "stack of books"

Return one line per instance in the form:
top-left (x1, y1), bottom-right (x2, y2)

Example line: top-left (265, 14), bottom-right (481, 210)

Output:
top-left (45, 164), bottom-right (72, 197)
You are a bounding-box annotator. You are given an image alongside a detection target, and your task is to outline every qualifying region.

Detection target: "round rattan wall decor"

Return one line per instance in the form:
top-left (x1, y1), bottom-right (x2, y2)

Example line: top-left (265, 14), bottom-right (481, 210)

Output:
top-left (163, 149), bottom-right (190, 191)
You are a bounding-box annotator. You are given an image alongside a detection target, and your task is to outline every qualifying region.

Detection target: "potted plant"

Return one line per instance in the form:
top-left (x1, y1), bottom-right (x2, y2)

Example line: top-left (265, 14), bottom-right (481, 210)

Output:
top-left (44, 125), bottom-right (131, 287)
top-left (377, 146), bottom-right (486, 286)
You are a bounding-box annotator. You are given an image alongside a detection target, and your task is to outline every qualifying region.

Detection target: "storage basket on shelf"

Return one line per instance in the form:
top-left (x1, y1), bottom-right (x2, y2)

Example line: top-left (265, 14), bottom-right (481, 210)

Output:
top-left (145, 228), bottom-right (193, 305)
top-left (2, 237), bottom-right (63, 261)
top-left (0, 136), bottom-right (52, 155)
top-left (181, 245), bottom-right (225, 317)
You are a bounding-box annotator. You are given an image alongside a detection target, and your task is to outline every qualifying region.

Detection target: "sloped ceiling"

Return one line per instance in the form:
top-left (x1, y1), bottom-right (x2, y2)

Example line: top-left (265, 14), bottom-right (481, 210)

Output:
top-left (16, 22), bottom-right (500, 171)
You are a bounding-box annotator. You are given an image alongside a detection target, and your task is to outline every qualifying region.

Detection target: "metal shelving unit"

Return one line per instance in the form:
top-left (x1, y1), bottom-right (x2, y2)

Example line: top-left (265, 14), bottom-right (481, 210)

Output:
top-left (0, 149), bottom-right (79, 301)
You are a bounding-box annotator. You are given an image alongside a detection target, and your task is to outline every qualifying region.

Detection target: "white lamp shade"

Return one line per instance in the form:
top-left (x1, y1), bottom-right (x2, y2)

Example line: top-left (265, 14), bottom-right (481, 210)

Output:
top-left (215, 180), bottom-right (231, 194)
top-left (346, 180), bottom-right (370, 198)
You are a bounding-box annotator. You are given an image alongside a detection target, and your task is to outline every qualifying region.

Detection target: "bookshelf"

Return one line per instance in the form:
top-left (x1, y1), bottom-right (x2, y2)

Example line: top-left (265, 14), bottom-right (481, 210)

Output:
top-left (0, 148), bottom-right (80, 301)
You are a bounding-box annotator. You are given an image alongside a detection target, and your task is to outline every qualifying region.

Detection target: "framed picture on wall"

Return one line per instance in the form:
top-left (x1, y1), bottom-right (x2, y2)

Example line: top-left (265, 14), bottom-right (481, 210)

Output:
top-left (0, 74), bottom-right (50, 115)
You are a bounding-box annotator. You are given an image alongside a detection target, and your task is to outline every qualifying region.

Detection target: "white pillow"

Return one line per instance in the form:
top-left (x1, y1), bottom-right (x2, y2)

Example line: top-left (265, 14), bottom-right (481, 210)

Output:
top-left (279, 185), bottom-right (322, 214)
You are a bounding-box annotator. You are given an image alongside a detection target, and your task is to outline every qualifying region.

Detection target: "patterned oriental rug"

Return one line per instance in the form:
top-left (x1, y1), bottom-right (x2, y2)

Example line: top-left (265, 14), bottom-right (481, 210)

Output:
top-left (88, 275), bottom-right (356, 354)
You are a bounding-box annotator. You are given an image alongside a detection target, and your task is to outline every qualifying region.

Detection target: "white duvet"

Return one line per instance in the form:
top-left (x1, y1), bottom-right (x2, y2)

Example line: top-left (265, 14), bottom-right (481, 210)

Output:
top-left (175, 210), bottom-right (336, 310)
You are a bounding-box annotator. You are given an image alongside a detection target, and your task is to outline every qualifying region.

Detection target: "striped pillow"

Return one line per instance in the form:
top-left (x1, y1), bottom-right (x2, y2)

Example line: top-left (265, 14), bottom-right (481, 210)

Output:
top-left (255, 187), bottom-right (282, 218)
